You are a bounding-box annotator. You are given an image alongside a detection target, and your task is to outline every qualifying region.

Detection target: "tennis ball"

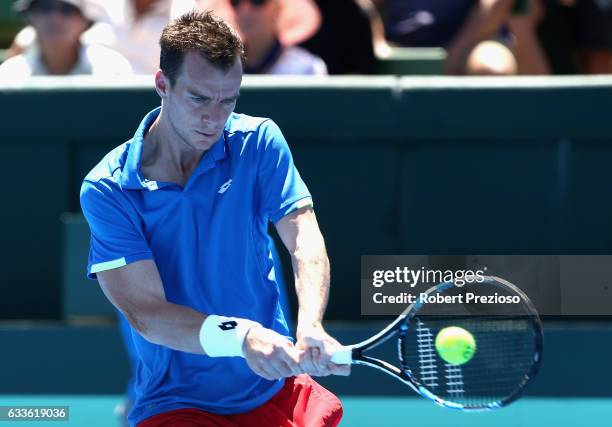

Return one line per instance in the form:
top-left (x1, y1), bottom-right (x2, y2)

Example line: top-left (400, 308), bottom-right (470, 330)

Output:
top-left (435, 327), bottom-right (476, 365)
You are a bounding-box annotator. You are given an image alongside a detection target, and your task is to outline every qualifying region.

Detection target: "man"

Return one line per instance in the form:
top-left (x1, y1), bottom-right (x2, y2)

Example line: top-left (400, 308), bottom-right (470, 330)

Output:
top-left (7, 0), bottom-right (199, 75)
top-left (199, 0), bottom-right (327, 74)
top-left (80, 10), bottom-right (348, 427)
top-left (0, 0), bottom-right (132, 78)
top-left (82, 0), bottom-right (199, 74)
top-left (378, 0), bottom-right (522, 75)
top-left (566, 0), bottom-right (612, 74)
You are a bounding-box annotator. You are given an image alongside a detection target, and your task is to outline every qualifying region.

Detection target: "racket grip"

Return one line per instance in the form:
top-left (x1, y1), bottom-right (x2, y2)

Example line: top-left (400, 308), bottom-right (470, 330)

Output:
top-left (330, 347), bottom-right (353, 365)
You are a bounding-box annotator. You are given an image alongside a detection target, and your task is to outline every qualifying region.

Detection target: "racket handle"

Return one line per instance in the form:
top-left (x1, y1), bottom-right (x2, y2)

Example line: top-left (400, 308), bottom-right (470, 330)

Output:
top-left (330, 347), bottom-right (353, 365)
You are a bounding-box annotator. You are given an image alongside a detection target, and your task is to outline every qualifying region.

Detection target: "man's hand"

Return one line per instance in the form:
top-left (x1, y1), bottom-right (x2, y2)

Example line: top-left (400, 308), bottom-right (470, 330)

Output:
top-left (242, 326), bottom-right (303, 381)
top-left (295, 323), bottom-right (351, 377)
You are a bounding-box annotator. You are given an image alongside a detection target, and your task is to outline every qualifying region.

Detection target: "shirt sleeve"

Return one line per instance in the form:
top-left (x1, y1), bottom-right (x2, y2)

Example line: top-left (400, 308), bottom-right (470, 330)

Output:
top-left (256, 119), bottom-right (313, 223)
top-left (80, 179), bottom-right (153, 279)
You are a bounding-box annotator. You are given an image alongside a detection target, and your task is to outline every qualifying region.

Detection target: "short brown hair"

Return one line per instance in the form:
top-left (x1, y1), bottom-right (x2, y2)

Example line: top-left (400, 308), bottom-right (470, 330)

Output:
top-left (159, 10), bottom-right (245, 86)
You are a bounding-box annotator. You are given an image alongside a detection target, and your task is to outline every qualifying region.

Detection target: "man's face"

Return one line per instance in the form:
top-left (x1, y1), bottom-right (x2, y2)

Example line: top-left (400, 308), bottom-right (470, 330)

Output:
top-left (160, 51), bottom-right (243, 152)
top-left (28, 0), bottom-right (88, 44)
top-left (232, 0), bottom-right (280, 42)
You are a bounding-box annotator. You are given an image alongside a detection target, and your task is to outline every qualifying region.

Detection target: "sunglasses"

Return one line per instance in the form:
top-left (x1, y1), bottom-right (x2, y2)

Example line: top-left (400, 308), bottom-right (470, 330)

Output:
top-left (30, 0), bottom-right (80, 16)
top-left (230, 0), bottom-right (269, 8)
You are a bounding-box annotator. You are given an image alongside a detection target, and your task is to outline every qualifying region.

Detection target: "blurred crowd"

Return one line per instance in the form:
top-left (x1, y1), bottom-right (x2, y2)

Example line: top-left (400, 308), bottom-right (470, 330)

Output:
top-left (0, 0), bottom-right (609, 78)
top-left (0, 0), bottom-right (328, 79)
top-left (376, 0), bottom-right (611, 74)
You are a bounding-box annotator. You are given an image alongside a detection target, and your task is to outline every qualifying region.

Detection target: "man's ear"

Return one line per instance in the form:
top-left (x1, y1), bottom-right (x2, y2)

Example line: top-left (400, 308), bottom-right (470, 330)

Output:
top-left (155, 70), bottom-right (169, 98)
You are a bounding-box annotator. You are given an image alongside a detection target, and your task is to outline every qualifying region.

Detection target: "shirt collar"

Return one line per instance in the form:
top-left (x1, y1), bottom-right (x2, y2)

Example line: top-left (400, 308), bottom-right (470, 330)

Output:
top-left (188, 127), bottom-right (228, 185)
top-left (120, 107), bottom-right (228, 190)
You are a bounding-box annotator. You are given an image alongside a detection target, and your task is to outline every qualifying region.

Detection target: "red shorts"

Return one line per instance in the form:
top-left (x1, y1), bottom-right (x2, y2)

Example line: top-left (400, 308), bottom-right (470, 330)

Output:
top-left (138, 375), bottom-right (343, 427)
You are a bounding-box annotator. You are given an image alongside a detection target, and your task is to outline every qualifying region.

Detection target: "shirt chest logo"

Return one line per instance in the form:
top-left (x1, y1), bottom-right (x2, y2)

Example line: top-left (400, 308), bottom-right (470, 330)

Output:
top-left (218, 179), bottom-right (233, 194)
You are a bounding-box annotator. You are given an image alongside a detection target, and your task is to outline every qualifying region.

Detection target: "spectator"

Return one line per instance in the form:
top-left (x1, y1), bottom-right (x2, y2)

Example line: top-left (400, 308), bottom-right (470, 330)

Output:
top-left (379, 0), bottom-right (527, 75)
top-left (534, 0), bottom-right (611, 74)
top-left (302, 0), bottom-right (378, 74)
top-left (0, 0), bottom-right (132, 79)
top-left (198, 0), bottom-right (328, 74)
top-left (8, 0), bottom-right (198, 75)
top-left (83, 0), bottom-right (198, 74)
top-left (508, 0), bottom-right (551, 74)
top-left (567, 0), bottom-right (611, 74)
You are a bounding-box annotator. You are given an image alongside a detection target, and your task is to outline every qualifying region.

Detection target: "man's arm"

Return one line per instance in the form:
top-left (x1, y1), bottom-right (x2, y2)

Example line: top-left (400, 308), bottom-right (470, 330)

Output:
top-left (276, 207), bottom-right (330, 330)
top-left (97, 259), bottom-right (206, 353)
top-left (275, 206), bottom-right (350, 375)
top-left (444, 0), bottom-right (516, 74)
top-left (97, 259), bottom-right (302, 380)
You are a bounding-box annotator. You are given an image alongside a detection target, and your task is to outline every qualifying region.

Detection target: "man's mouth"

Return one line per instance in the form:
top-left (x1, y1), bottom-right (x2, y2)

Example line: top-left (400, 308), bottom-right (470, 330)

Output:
top-left (196, 130), bottom-right (216, 138)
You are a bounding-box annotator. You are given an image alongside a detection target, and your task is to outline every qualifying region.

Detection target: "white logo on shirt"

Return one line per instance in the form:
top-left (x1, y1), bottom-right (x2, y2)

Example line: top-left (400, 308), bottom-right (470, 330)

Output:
top-left (218, 179), bottom-right (233, 194)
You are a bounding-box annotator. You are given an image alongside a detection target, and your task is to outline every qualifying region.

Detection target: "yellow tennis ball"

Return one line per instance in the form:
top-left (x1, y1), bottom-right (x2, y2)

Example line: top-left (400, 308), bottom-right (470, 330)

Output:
top-left (435, 327), bottom-right (476, 365)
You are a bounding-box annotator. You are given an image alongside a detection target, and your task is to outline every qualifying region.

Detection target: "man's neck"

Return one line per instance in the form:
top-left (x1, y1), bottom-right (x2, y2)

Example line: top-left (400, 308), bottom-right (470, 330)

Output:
top-left (132, 0), bottom-right (155, 18)
top-left (245, 32), bottom-right (279, 70)
top-left (141, 112), bottom-right (204, 185)
top-left (39, 41), bottom-right (80, 75)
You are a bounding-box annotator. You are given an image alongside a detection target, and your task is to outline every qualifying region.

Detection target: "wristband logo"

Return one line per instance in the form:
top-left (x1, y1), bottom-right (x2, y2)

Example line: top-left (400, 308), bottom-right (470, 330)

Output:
top-left (218, 320), bottom-right (238, 331)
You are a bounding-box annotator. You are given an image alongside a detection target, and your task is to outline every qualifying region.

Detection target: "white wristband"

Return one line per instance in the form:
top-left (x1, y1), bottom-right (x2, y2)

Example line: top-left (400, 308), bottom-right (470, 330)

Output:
top-left (199, 315), bottom-right (261, 357)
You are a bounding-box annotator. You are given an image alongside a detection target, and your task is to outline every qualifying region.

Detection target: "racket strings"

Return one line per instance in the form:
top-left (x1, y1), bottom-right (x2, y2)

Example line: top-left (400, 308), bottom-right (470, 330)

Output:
top-left (403, 315), bottom-right (539, 408)
top-left (414, 319), bottom-right (439, 388)
top-left (443, 364), bottom-right (465, 395)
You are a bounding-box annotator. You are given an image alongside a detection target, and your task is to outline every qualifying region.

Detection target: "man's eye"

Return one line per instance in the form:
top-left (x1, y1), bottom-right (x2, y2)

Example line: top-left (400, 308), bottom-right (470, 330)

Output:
top-left (222, 99), bottom-right (235, 105)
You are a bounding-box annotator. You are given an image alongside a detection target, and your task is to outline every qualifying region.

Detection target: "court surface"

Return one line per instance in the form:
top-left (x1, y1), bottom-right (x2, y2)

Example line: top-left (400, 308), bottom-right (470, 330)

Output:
top-left (0, 396), bottom-right (609, 426)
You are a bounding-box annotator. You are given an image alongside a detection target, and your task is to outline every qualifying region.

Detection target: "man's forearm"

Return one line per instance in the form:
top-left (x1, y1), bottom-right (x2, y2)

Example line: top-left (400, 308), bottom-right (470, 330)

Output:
top-left (124, 300), bottom-right (206, 354)
top-left (292, 246), bottom-right (331, 331)
top-left (274, 207), bottom-right (331, 333)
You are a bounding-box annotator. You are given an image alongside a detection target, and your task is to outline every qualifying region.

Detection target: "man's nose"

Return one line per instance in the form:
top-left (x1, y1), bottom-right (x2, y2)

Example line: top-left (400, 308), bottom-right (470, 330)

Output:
top-left (203, 105), bottom-right (223, 124)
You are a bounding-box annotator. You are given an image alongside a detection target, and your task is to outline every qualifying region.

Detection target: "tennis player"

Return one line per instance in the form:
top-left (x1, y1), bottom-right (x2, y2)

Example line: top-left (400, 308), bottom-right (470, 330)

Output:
top-left (80, 10), bottom-right (348, 427)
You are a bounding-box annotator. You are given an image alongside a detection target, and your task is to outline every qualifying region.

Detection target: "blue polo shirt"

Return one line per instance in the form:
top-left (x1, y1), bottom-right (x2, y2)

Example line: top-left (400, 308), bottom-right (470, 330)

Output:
top-left (80, 107), bottom-right (312, 426)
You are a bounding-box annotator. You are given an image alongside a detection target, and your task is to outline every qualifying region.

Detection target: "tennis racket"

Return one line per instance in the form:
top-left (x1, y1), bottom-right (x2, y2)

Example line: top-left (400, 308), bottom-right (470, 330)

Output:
top-left (330, 275), bottom-right (543, 411)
